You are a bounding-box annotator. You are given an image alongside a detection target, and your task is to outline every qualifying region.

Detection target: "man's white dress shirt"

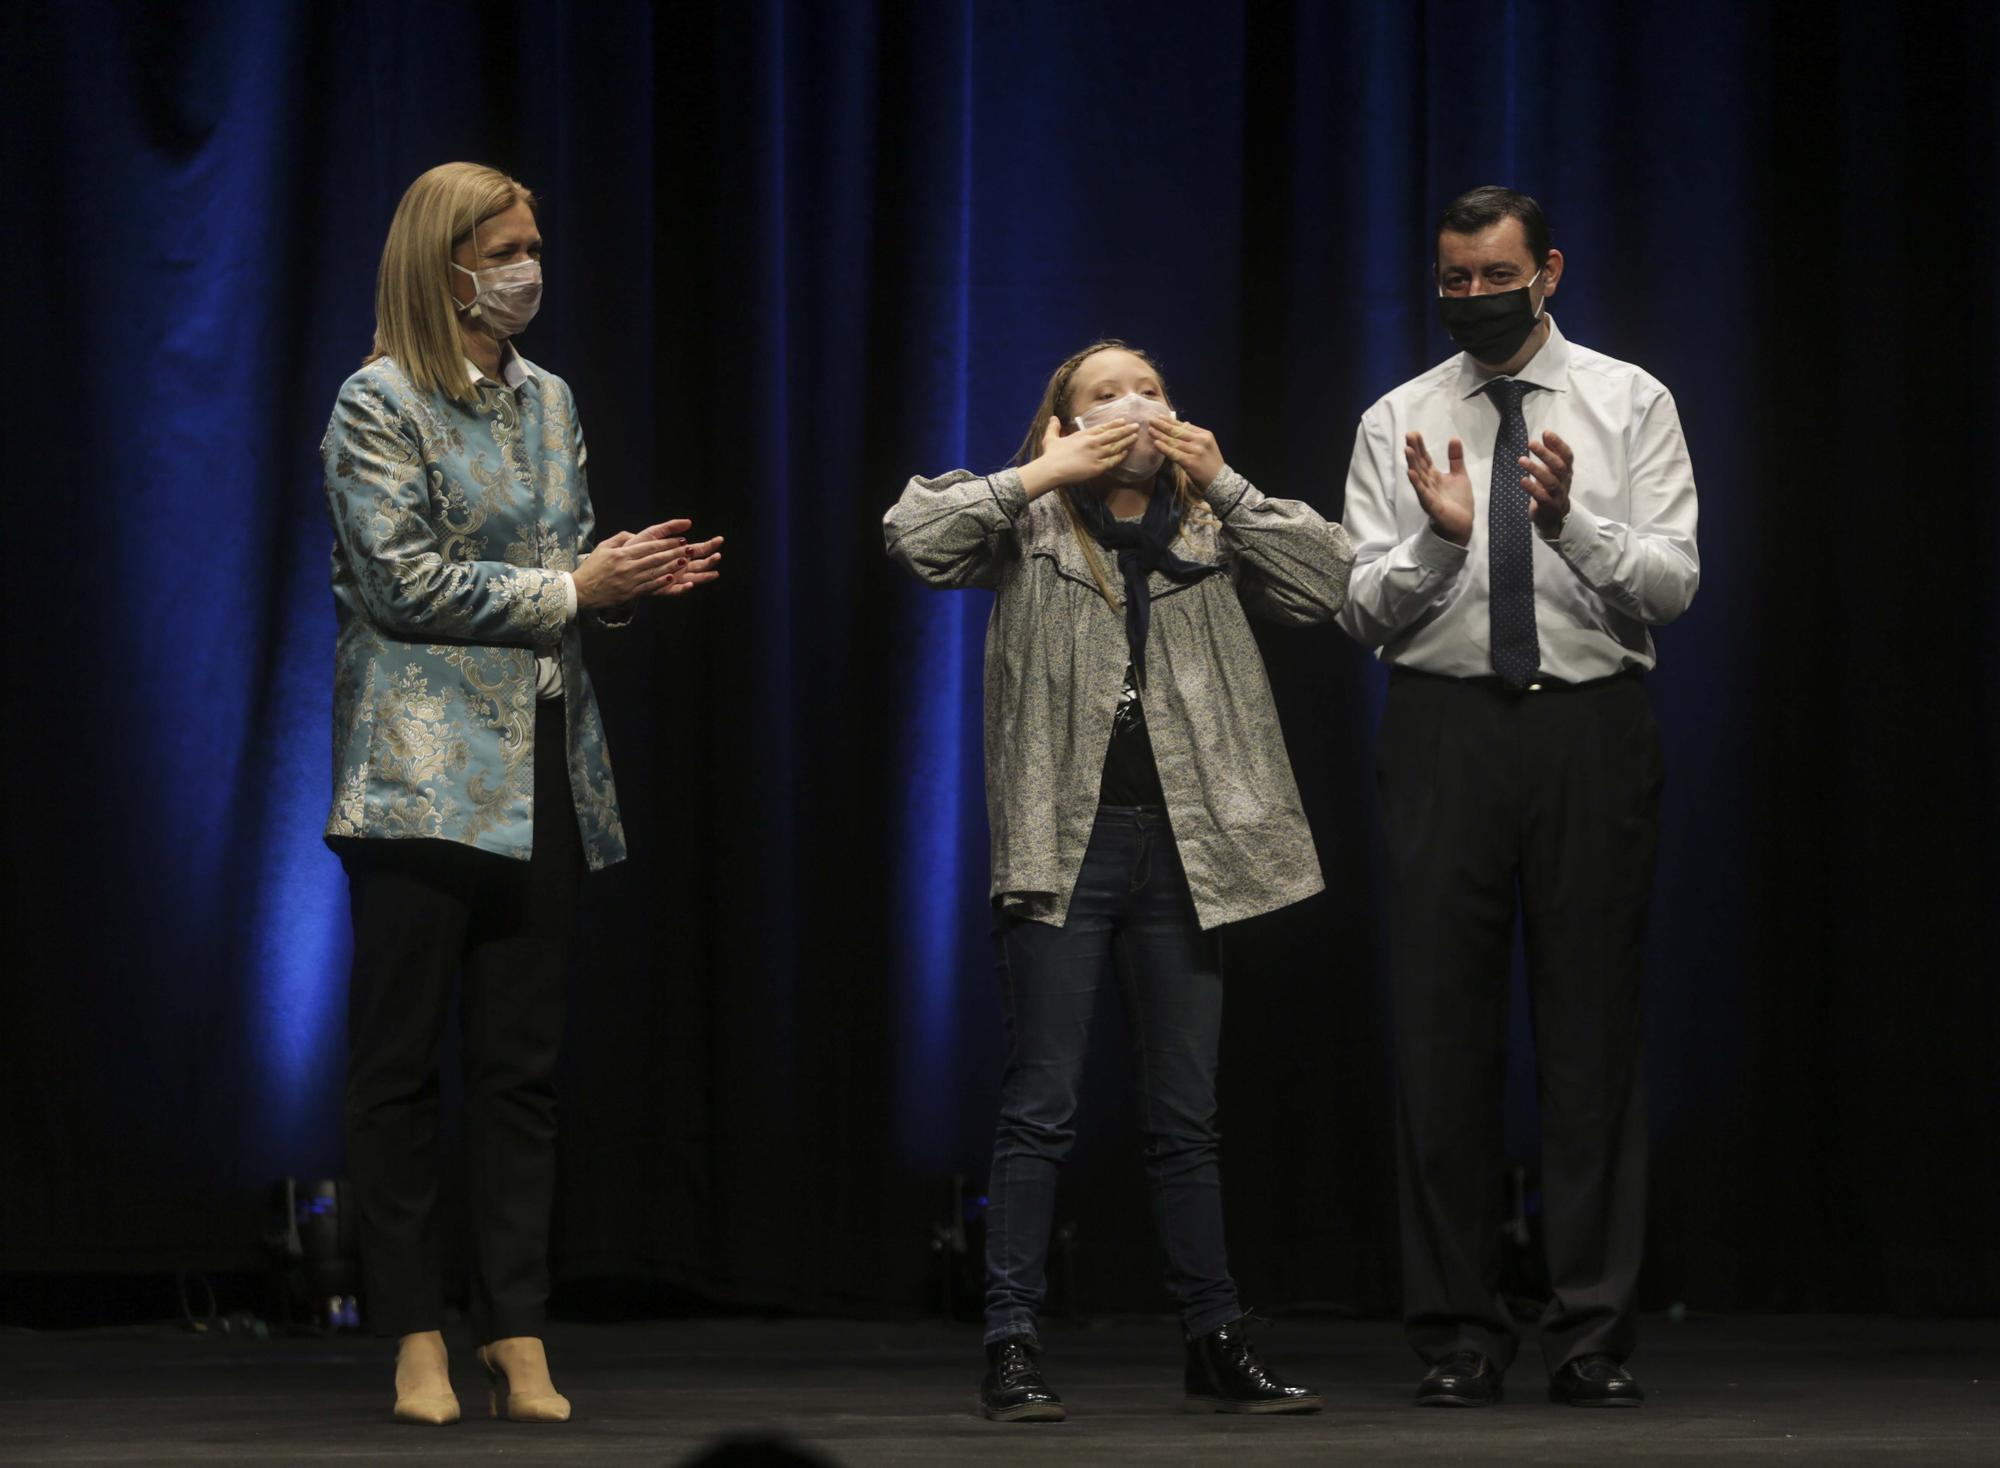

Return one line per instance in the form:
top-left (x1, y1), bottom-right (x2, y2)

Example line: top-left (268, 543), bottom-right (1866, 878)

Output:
top-left (1337, 317), bottom-right (1699, 680)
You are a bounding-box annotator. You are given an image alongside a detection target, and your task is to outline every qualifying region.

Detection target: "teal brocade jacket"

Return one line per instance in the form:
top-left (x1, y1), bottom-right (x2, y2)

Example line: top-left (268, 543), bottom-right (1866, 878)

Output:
top-left (320, 354), bottom-right (628, 870)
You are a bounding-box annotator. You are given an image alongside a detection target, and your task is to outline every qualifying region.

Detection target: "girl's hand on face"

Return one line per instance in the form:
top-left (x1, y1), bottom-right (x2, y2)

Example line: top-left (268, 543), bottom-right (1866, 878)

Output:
top-left (1150, 418), bottom-right (1225, 490)
top-left (1018, 415), bottom-right (1141, 498)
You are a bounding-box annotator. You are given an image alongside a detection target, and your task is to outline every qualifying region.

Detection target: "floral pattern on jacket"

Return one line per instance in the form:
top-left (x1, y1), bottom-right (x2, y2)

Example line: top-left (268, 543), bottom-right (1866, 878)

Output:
top-left (321, 354), bottom-right (626, 869)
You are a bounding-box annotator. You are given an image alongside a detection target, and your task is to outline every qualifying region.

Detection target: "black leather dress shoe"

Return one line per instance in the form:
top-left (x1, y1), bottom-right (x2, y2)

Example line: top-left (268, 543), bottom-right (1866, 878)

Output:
top-left (1549, 1353), bottom-right (1644, 1407)
top-left (1183, 1318), bottom-right (1323, 1414)
top-left (1416, 1351), bottom-right (1503, 1406)
top-left (978, 1335), bottom-right (1065, 1422)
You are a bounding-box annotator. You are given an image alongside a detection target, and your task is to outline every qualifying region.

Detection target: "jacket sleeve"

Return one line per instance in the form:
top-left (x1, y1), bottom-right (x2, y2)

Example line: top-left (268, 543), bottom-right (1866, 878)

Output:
top-left (882, 467), bottom-right (1028, 590)
top-left (323, 373), bottom-right (571, 646)
top-left (1202, 466), bottom-right (1354, 626)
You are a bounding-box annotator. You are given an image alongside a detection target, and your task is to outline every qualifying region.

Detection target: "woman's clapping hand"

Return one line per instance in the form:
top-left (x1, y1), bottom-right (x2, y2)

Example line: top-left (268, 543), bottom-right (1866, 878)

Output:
top-left (574, 519), bottom-right (724, 608)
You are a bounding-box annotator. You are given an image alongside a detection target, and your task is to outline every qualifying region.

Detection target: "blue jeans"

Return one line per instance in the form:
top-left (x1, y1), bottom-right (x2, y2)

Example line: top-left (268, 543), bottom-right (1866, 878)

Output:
top-left (983, 806), bottom-right (1242, 1345)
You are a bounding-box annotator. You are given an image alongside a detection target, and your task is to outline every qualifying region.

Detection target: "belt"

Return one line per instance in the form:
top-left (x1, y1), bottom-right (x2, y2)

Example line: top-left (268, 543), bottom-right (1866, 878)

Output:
top-left (1387, 664), bottom-right (1644, 695)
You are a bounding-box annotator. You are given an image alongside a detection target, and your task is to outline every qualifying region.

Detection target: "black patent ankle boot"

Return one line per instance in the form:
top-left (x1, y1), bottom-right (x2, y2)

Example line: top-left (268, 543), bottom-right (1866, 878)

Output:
top-left (1184, 1317), bottom-right (1323, 1414)
top-left (979, 1334), bottom-right (1065, 1422)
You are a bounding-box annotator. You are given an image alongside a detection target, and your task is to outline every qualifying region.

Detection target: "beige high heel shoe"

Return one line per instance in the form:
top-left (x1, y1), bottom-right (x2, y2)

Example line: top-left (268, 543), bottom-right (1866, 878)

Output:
top-left (478, 1336), bottom-right (572, 1423)
top-left (391, 1330), bottom-right (461, 1425)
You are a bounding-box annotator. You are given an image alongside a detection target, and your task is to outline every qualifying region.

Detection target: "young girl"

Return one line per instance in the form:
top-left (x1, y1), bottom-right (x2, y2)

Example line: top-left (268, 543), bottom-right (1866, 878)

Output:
top-left (884, 341), bottom-right (1355, 1421)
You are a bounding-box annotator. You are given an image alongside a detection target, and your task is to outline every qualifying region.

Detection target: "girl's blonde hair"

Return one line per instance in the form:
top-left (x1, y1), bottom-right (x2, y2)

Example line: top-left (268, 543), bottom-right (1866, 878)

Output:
top-left (366, 162), bottom-right (537, 403)
top-left (1009, 340), bottom-right (1212, 611)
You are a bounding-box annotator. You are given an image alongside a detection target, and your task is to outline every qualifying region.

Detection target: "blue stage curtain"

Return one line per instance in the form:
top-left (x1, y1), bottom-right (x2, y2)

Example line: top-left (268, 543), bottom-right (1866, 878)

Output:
top-left (3, 0), bottom-right (1994, 1317)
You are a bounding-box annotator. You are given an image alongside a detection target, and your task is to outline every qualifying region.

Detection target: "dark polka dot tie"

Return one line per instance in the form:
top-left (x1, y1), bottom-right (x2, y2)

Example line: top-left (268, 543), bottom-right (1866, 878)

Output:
top-left (1485, 377), bottom-right (1541, 689)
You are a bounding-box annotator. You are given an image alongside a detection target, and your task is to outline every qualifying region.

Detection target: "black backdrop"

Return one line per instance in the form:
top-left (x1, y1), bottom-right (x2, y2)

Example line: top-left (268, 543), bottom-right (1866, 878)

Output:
top-left (3, 0), bottom-right (1996, 1327)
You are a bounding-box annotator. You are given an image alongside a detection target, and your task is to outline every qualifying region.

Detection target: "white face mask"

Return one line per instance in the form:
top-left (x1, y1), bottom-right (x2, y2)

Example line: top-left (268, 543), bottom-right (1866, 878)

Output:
top-left (452, 252), bottom-right (542, 339)
top-left (1074, 391), bottom-right (1178, 484)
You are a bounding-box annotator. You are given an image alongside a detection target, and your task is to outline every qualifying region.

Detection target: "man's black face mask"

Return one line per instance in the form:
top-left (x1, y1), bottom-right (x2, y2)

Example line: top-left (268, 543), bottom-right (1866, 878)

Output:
top-left (1437, 271), bottom-right (1544, 363)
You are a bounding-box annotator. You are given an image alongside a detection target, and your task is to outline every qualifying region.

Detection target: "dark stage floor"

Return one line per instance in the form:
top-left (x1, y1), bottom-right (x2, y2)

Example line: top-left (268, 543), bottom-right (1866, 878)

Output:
top-left (1, 1314), bottom-right (1992, 1465)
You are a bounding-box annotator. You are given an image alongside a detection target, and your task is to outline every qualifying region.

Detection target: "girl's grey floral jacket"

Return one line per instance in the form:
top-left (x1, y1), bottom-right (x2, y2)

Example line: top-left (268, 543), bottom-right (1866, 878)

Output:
top-left (884, 465), bottom-right (1354, 928)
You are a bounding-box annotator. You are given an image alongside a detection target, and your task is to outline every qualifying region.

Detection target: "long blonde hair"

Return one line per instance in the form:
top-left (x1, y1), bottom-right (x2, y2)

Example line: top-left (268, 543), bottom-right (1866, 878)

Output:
top-left (1009, 340), bottom-right (1212, 611)
top-left (366, 162), bottom-right (537, 403)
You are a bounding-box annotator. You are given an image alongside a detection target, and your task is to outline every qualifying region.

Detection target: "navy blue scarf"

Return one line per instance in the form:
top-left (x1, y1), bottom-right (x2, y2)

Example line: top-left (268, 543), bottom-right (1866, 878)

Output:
top-left (1066, 471), bottom-right (1219, 685)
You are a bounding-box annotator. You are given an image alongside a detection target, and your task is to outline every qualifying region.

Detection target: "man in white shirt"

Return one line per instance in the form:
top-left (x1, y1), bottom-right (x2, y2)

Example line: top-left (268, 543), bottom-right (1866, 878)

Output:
top-left (1337, 187), bottom-right (1699, 1410)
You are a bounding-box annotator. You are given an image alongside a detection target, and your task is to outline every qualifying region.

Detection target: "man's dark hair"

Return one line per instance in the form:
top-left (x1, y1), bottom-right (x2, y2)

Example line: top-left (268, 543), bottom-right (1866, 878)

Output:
top-left (1438, 186), bottom-right (1551, 265)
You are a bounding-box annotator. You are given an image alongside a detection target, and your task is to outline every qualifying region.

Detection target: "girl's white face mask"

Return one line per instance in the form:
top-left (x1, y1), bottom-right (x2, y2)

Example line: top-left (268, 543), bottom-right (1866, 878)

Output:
top-left (1074, 392), bottom-right (1178, 483)
top-left (452, 255), bottom-right (542, 339)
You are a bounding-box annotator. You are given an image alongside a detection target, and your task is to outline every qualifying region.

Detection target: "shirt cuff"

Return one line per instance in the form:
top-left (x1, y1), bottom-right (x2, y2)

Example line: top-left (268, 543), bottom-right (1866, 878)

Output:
top-left (1410, 522), bottom-right (1472, 572)
top-left (1551, 499), bottom-right (1618, 583)
top-left (560, 570), bottom-right (578, 620)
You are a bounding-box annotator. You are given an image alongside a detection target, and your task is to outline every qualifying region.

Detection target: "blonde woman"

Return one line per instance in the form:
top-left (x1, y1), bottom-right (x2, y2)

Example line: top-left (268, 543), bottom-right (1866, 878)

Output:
top-left (885, 341), bottom-right (1353, 1421)
top-left (321, 162), bottom-right (720, 1425)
